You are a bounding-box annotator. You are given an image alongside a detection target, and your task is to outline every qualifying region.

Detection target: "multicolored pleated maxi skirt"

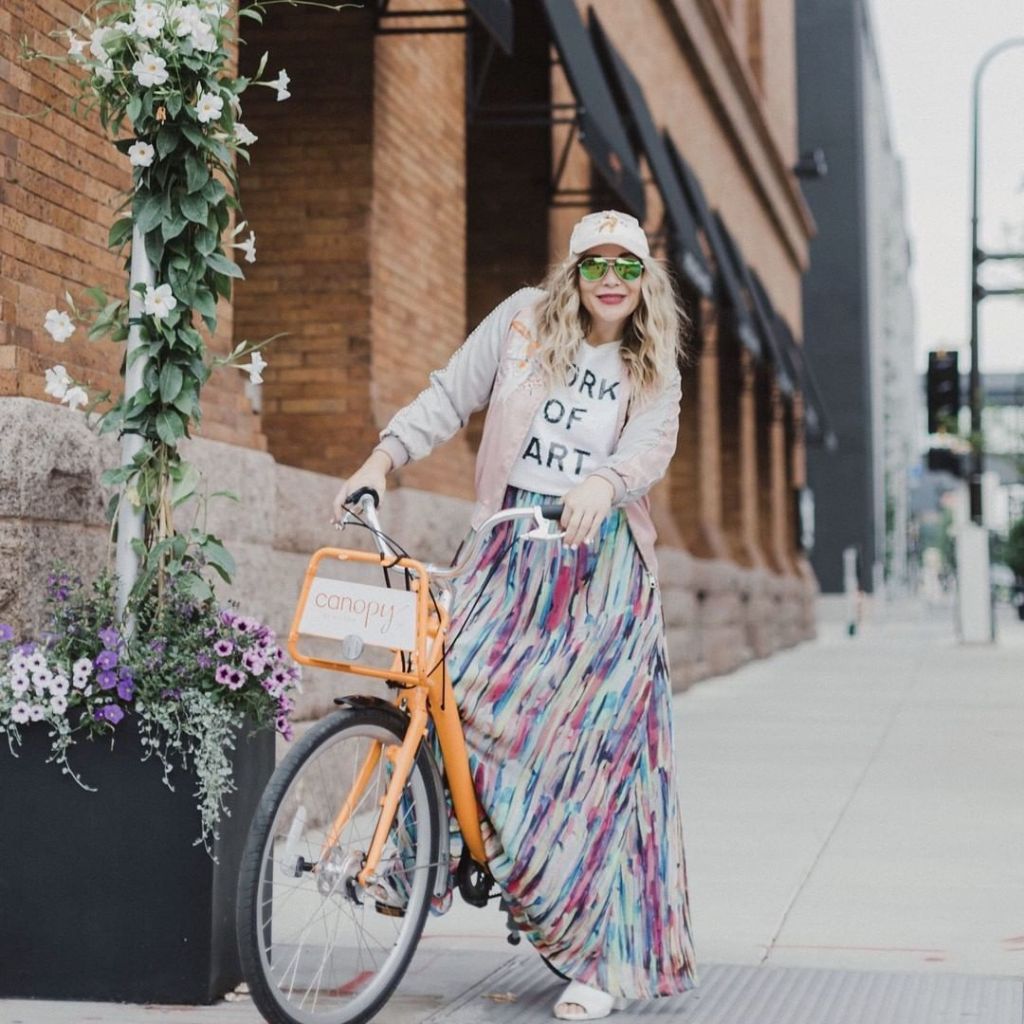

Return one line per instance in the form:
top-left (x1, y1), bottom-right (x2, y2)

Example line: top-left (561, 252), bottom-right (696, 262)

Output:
top-left (444, 485), bottom-right (700, 1000)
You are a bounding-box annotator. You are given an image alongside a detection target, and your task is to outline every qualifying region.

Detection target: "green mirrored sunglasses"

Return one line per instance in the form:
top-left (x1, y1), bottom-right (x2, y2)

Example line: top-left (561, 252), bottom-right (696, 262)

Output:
top-left (577, 255), bottom-right (645, 283)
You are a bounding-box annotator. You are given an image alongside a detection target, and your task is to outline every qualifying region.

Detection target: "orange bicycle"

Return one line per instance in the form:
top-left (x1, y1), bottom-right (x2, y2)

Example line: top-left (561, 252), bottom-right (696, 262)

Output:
top-left (236, 489), bottom-right (566, 1024)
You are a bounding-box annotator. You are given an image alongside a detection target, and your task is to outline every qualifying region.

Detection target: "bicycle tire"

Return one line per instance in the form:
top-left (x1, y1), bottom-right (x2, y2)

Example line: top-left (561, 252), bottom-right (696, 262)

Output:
top-left (237, 706), bottom-right (442, 1024)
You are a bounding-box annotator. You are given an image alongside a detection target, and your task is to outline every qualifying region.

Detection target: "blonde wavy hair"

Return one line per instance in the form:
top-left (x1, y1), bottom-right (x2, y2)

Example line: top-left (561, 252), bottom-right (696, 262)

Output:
top-left (532, 252), bottom-right (691, 398)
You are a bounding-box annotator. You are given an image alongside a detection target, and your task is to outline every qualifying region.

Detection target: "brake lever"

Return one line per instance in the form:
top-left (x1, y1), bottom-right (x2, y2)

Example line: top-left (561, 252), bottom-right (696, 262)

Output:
top-left (522, 507), bottom-right (566, 542)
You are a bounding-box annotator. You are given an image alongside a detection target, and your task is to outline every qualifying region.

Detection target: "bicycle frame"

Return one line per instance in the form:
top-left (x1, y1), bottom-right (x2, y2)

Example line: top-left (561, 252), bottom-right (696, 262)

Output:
top-left (287, 547), bottom-right (490, 886)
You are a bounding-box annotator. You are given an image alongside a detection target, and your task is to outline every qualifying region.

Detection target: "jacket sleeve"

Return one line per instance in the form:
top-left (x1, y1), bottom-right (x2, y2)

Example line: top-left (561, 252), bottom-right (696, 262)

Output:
top-left (374, 286), bottom-right (544, 469)
top-left (587, 365), bottom-right (682, 507)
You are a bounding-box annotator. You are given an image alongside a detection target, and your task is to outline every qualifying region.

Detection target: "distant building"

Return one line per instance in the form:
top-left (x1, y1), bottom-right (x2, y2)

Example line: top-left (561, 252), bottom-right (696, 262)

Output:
top-left (796, 0), bottom-right (920, 593)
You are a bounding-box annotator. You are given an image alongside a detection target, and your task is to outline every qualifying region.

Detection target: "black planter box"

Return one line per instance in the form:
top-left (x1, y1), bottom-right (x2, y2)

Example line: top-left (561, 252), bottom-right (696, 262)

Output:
top-left (0, 715), bottom-right (274, 1003)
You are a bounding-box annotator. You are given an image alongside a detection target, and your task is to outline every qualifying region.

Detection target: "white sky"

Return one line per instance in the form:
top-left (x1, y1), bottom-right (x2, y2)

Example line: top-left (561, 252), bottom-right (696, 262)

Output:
top-left (869, 0), bottom-right (1024, 374)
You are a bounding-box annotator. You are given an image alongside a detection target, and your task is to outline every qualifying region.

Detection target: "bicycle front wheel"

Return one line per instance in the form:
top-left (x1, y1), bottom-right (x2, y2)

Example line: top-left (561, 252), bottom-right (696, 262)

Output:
top-left (237, 706), bottom-right (441, 1024)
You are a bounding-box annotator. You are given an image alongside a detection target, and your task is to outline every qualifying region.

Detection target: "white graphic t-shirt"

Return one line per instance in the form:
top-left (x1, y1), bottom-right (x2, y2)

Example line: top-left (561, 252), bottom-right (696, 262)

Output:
top-left (507, 339), bottom-right (625, 497)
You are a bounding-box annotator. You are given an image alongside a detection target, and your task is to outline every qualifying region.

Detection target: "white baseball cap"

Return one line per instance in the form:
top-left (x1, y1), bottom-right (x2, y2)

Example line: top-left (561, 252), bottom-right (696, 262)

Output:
top-left (568, 209), bottom-right (650, 259)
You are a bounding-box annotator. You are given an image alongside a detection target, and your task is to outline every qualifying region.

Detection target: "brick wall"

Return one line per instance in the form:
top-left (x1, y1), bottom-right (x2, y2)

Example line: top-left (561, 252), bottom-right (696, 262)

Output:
top-left (235, 6), bottom-right (376, 477)
top-left (0, 0), bottom-right (262, 450)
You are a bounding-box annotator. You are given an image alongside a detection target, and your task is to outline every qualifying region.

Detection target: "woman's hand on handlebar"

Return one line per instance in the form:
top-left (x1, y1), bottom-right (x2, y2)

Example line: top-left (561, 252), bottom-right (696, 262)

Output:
top-left (331, 449), bottom-right (393, 523)
top-left (560, 476), bottom-right (614, 548)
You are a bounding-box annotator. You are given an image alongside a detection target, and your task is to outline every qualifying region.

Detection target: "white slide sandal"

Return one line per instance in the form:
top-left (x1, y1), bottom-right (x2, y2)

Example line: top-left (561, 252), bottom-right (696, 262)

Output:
top-left (553, 980), bottom-right (628, 1020)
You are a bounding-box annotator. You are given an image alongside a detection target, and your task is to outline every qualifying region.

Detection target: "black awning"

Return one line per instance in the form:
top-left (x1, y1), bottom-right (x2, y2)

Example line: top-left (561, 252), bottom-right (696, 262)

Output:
top-left (588, 11), bottom-right (713, 298)
top-left (770, 314), bottom-right (838, 450)
top-left (664, 135), bottom-right (760, 356)
top-left (467, 0), bottom-right (513, 54)
top-left (742, 268), bottom-right (795, 397)
top-left (713, 220), bottom-right (792, 395)
top-left (539, 0), bottom-right (646, 218)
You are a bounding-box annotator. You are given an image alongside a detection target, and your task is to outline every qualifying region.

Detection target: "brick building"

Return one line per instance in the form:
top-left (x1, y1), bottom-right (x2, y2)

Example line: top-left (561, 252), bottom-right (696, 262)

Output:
top-left (1, 0), bottom-right (827, 710)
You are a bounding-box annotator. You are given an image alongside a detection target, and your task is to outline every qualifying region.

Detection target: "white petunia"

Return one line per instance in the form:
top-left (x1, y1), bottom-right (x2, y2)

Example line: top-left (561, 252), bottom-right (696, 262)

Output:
top-left (269, 69), bottom-right (290, 101)
top-left (241, 350), bottom-right (267, 385)
top-left (144, 283), bottom-right (177, 319)
top-left (62, 386), bottom-right (89, 412)
top-left (10, 701), bottom-right (31, 724)
top-left (10, 674), bottom-right (30, 697)
top-left (133, 6), bottom-right (165, 39)
top-left (26, 652), bottom-right (46, 673)
top-left (173, 3), bottom-right (205, 36)
top-left (234, 122), bottom-right (257, 146)
top-left (50, 674), bottom-right (70, 697)
top-left (72, 656), bottom-right (93, 683)
top-left (128, 140), bottom-right (155, 167)
top-left (67, 31), bottom-right (88, 58)
top-left (50, 694), bottom-right (68, 715)
top-left (31, 667), bottom-right (53, 693)
top-left (28, 704), bottom-right (45, 722)
top-left (44, 309), bottom-right (75, 343)
top-left (233, 230), bottom-right (256, 264)
top-left (132, 52), bottom-right (169, 87)
top-left (195, 90), bottom-right (224, 124)
top-left (89, 25), bottom-right (115, 61)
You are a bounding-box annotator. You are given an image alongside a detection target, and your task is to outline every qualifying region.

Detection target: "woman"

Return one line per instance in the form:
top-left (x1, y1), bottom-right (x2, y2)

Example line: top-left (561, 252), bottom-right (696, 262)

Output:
top-left (334, 210), bottom-right (699, 1019)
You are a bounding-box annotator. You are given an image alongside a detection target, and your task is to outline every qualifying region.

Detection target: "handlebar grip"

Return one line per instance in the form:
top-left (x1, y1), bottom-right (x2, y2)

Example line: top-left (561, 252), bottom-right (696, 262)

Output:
top-left (539, 503), bottom-right (564, 520)
top-left (345, 486), bottom-right (380, 508)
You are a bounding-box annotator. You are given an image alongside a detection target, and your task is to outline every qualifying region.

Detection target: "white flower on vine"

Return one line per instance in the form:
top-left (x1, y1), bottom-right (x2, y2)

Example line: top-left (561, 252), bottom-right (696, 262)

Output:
top-left (173, 4), bottom-right (205, 35)
top-left (133, 5), bottom-right (165, 39)
top-left (229, 93), bottom-right (242, 118)
top-left (50, 674), bottom-right (70, 697)
top-left (95, 61), bottom-right (115, 84)
top-left (232, 230), bottom-right (256, 264)
top-left (67, 31), bottom-right (87, 58)
top-left (89, 25), bottom-right (115, 61)
top-left (201, 0), bottom-right (229, 19)
top-left (72, 657), bottom-right (93, 685)
top-left (50, 694), bottom-right (68, 715)
top-left (63, 386), bottom-right (89, 412)
top-left (10, 675), bottom-right (30, 698)
top-left (195, 89), bottom-right (224, 124)
top-left (192, 25), bottom-right (218, 52)
top-left (128, 140), bottom-right (156, 167)
top-left (44, 364), bottom-right (73, 400)
top-left (10, 701), bottom-right (31, 724)
top-left (28, 704), bottom-right (45, 722)
top-left (44, 309), bottom-right (75, 343)
top-left (269, 69), bottom-right (290, 101)
top-left (132, 52), bottom-right (169, 87)
top-left (234, 122), bottom-right (257, 146)
top-left (144, 283), bottom-right (177, 319)
top-left (242, 350), bottom-right (267, 385)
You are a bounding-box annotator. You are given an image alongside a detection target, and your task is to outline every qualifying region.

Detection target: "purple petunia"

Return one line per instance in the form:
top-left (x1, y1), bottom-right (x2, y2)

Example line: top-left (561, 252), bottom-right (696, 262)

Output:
top-left (219, 610), bottom-right (237, 628)
top-left (97, 669), bottom-right (118, 690)
top-left (215, 664), bottom-right (233, 686)
top-left (213, 639), bottom-right (233, 657)
top-left (0, 624), bottom-right (15, 642)
top-left (241, 650), bottom-right (265, 675)
top-left (15, 642), bottom-right (36, 657)
top-left (94, 704), bottom-right (124, 725)
top-left (98, 627), bottom-right (120, 650)
top-left (95, 649), bottom-right (118, 671)
top-left (196, 652), bottom-right (212, 670)
top-left (116, 675), bottom-right (135, 701)
top-left (275, 714), bottom-right (294, 741)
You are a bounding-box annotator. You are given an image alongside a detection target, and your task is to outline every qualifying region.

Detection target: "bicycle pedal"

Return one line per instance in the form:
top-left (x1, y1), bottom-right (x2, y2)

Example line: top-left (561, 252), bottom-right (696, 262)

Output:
top-left (374, 901), bottom-right (406, 918)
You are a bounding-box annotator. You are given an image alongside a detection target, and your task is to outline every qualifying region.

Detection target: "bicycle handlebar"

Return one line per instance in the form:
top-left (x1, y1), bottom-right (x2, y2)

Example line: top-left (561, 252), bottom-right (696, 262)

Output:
top-left (338, 493), bottom-right (564, 583)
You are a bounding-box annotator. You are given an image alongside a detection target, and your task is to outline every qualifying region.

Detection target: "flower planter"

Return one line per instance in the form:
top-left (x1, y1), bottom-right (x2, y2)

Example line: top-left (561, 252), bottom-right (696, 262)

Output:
top-left (0, 714), bottom-right (274, 1003)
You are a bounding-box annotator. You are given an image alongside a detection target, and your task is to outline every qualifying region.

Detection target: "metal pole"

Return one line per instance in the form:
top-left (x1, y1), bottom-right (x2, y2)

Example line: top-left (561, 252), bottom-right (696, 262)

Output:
top-left (968, 37), bottom-right (1024, 524)
top-left (115, 224), bottom-right (155, 625)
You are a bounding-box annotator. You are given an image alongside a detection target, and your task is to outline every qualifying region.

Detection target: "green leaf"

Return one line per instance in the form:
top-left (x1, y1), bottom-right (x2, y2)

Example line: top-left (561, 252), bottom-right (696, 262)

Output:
top-left (185, 154), bottom-right (210, 194)
top-left (179, 191), bottom-right (208, 225)
top-left (134, 193), bottom-right (165, 234)
top-left (100, 466), bottom-right (135, 487)
top-left (200, 178), bottom-right (226, 205)
top-left (172, 382), bottom-right (199, 417)
top-left (166, 91), bottom-right (183, 119)
top-left (155, 127), bottom-right (180, 159)
top-left (155, 408), bottom-right (186, 446)
top-left (240, 7), bottom-right (263, 22)
top-left (160, 211), bottom-right (188, 242)
top-left (181, 574), bottom-right (213, 602)
top-left (126, 95), bottom-right (142, 125)
top-left (194, 226), bottom-right (218, 256)
top-left (205, 251), bottom-right (243, 279)
top-left (108, 217), bottom-right (133, 248)
top-left (180, 122), bottom-right (205, 149)
top-left (201, 537), bottom-right (235, 583)
top-left (158, 363), bottom-right (183, 403)
top-left (144, 226), bottom-right (164, 267)
top-left (171, 461), bottom-right (200, 507)
top-left (193, 287), bottom-right (217, 321)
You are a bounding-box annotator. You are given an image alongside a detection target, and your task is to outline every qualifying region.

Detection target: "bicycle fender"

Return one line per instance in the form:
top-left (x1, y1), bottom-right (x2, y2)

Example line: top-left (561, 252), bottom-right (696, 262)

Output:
top-left (332, 694), bottom-right (451, 900)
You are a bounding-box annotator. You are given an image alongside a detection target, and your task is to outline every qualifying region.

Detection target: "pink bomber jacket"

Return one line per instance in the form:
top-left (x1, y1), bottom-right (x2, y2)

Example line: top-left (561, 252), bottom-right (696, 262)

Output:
top-left (373, 286), bottom-right (682, 580)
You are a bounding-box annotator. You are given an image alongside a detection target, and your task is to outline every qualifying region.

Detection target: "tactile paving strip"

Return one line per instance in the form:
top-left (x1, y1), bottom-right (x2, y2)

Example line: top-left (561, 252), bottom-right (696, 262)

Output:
top-left (421, 955), bottom-right (1024, 1024)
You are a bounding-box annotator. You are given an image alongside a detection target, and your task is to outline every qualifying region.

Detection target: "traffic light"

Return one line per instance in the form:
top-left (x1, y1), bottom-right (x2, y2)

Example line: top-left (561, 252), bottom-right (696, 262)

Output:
top-left (926, 350), bottom-right (960, 433)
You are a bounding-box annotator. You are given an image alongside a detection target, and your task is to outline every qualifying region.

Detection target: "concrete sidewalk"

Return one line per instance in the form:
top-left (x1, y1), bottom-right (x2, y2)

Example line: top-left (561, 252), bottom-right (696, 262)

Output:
top-left (3, 597), bottom-right (1022, 1022)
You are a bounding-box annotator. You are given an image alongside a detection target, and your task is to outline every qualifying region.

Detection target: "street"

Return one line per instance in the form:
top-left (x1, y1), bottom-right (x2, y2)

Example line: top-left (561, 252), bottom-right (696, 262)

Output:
top-left (4, 597), bottom-right (1023, 1023)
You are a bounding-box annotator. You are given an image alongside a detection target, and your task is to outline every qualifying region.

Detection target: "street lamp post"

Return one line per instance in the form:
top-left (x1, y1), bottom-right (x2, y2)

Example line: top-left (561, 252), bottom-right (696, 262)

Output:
top-left (968, 37), bottom-right (1024, 524)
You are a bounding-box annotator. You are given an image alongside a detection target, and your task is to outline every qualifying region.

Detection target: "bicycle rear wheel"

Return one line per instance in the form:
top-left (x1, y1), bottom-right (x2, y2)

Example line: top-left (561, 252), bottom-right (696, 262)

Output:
top-left (237, 706), bottom-right (441, 1024)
